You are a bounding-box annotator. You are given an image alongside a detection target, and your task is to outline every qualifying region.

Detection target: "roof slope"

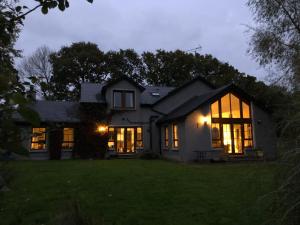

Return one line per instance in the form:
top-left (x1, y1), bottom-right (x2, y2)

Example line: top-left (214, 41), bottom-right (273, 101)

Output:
top-left (80, 83), bottom-right (175, 105)
top-left (15, 101), bottom-right (80, 123)
top-left (157, 84), bottom-right (253, 123)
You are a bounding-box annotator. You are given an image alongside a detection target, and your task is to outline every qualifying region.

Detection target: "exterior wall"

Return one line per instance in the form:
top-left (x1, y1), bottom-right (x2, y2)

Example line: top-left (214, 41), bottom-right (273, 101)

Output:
top-left (153, 80), bottom-right (213, 114)
top-left (104, 80), bottom-right (160, 153)
top-left (20, 125), bottom-right (74, 160)
top-left (252, 103), bottom-right (277, 160)
top-left (183, 104), bottom-right (213, 162)
top-left (161, 121), bottom-right (186, 161)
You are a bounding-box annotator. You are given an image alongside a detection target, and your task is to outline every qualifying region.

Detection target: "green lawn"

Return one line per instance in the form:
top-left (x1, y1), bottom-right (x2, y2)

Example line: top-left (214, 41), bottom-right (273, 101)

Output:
top-left (0, 160), bottom-right (277, 225)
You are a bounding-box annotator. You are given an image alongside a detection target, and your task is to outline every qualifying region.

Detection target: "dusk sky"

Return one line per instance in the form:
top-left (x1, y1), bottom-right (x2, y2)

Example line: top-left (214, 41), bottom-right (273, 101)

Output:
top-left (16, 0), bottom-right (268, 81)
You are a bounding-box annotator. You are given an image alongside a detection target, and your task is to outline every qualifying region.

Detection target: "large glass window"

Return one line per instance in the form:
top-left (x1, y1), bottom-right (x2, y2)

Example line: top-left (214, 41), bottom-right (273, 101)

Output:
top-left (62, 128), bottom-right (74, 149)
top-left (108, 127), bottom-right (143, 153)
top-left (172, 124), bottom-right (179, 149)
top-left (31, 128), bottom-right (46, 150)
top-left (113, 90), bottom-right (135, 109)
top-left (210, 93), bottom-right (253, 154)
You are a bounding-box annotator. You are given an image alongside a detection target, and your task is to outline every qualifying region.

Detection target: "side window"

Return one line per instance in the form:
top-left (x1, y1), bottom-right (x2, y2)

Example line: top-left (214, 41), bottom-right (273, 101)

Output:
top-left (31, 128), bottom-right (46, 150)
top-left (164, 126), bottom-right (169, 148)
top-left (113, 90), bottom-right (135, 109)
top-left (62, 128), bottom-right (74, 149)
top-left (172, 124), bottom-right (179, 149)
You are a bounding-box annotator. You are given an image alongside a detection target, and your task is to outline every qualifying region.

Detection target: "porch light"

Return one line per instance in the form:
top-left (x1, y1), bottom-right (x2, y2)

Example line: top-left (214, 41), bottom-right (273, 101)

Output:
top-left (197, 115), bottom-right (209, 127)
top-left (96, 125), bottom-right (108, 134)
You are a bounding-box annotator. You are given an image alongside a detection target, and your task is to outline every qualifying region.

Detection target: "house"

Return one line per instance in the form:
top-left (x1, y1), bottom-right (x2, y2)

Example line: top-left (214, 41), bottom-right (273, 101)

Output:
top-left (16, 76), bottom-right (277, 161)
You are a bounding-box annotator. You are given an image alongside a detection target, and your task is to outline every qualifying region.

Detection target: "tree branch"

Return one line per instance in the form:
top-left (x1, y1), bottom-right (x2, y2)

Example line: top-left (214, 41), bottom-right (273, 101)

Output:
top-left (13, 4), bottom-right (42, 21)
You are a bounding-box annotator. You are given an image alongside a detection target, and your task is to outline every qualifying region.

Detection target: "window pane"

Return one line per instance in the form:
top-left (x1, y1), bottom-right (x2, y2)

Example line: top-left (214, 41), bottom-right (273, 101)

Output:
top-left (136, 127), bottom-right (143, 148)
top-left (223, 124), bottom-right (232, 153)
top-left (244, 124), bottom-right (252, 139)
top-left (113, 91), bottom-right (122, 108)
top-left (230, 94), bottom-right (241, 118)
top-left (242, 102), bottom-right (250, 118)
top-left (125, 92), bottom-right (134, 108)
top-left (116, 128), bottom-right (125, 153)
top-left (126, 128), bottom-right (135, 153)
top-left (108, 127), bottom-right (115, 149)
top-left (211, 123), bottom-right (222, 148)
top-left (173, 124), bottom-right (179, 148)
top-left (221, 94), bottom-right (231, 118)
top-left (164, 126), bottom-right (169, 147)
top-left (211, 101), bottom-right (219, 118)
top-left (211, 123), bottom-right (220, 139)
top-left (62, 128), bottom-right (74, 149)
top-left (31, 128), bottom-right (46, 150)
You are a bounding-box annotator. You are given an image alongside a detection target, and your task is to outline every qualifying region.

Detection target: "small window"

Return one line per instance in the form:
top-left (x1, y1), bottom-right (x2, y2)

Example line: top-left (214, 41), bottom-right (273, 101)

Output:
top-left (211, 123), bottom-right (222, 148)
top-left (244, 124), bottom-right (253, 148)
top-left (136, 127), bottom-right (143, 148)
top-left (164, 126), bottom-right (169, 148)
top-left (108, 127), bottom-right (115, 150)
top-left (62, 128), bottom-right (74, 149)
top-left (113, 90), bottom-right (135, 109)
top-left (31, 128), bottom-right (46, 150)
top-left (172, 124), bottom-right (179, 149)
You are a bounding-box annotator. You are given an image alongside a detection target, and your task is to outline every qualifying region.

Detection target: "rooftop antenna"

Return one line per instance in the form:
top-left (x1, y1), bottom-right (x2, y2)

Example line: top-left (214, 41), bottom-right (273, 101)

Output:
top-left (186, 45), bottom-right (202, 54)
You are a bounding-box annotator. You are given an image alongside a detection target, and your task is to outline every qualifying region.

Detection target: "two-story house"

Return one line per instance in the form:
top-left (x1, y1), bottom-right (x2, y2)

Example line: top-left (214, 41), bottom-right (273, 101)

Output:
top-left (16, 76), bottom-right (277, 161)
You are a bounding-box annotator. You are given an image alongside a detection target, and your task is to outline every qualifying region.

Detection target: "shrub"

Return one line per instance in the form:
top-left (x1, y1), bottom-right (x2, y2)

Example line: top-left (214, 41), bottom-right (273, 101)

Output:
top-left (138, 150), bottom-right (159, 160)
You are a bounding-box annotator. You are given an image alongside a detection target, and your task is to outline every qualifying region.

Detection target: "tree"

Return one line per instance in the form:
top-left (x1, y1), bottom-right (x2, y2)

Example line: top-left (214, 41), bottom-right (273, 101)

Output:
top-left (50, 42), bottom-right (107, 101)
top-left (106, 49), bottom-right (144, 84)
top-left (18, 46), bottom-right (54, 99)
top-left (247, 0), bottom-right (300, 90)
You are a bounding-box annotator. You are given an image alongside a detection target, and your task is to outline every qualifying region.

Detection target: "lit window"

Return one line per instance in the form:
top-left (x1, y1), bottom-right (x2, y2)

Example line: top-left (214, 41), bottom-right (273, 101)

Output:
top-left (62, 128), bottom-right (74, 149)
top-left (230, 94), bottom-right (241, 118)
top-left (242, 102), bottom-right (250, 118)
top-left (108, 127), bottom-right (115, 150)
top-left (221, 94), bottom-right (231, 118)
top-left (164, 126), bottom-right (169, 148)
top-left (211, 123), bottom-right (222, 148)
top-left (172, 124), bottom-right (179, 149)
top-left (113, 90), bottom-right (135, 109)
top-left (136, 127), bottom-right (143, 148)
top-left (211, 101), bottom-right (219, 118)
top-left (244, 124), bottom-right (253, 147)
top-left (31, 128), bottom-right (46, 150)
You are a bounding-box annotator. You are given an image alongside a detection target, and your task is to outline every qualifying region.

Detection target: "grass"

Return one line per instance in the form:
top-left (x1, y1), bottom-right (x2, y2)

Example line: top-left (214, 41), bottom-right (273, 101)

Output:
top-left (0, 160), bottom-right (277, 225)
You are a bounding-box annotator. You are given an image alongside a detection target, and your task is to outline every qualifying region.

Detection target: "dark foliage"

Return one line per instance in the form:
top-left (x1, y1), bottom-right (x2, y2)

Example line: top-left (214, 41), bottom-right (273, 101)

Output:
top-left (138, 150), bottom-right (160, 160)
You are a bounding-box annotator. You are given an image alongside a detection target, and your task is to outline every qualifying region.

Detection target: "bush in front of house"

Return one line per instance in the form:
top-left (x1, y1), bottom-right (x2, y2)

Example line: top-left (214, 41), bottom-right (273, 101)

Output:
top-left (138, 149), bottom-right (160, 160)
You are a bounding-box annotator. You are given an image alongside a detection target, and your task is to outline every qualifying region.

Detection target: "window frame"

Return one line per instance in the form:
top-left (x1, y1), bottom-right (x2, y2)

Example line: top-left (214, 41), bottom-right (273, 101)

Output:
top-left (30, 127), bottom-right (47, 152)
top-left (113, 90), bottom-right (135, 110)
top-left (210, 92), bottom-right (253, 153)
top-left (62, 128), bottom-right (74, 151)
top-left (163, 125), bottom-right (169, 149)
top-left (107, 126), bottom-right (143, 152)
top-left (172, 124), bottom-right (179, 150)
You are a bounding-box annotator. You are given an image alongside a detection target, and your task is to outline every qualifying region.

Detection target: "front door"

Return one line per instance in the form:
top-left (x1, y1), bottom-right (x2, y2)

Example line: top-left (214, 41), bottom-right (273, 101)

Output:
top-left (116, 128), bottom-right (135, 154)
top-left (222, 124), bottom-right (243, 154)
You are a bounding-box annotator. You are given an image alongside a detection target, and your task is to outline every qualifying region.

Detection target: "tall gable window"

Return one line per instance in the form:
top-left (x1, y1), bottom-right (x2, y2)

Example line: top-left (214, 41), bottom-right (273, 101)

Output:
top-left (31, 128), bottom-right (46, 150)
top-left (113, 90), bottom-right (135, 109)
top-left (62, 128), bottom-right (74, 149)
top-left (210, 93), bottom-right (253, 154)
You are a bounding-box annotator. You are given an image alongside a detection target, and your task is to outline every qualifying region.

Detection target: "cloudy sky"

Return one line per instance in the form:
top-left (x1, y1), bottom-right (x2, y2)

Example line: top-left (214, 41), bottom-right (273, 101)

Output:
top-left (16, 0), bottom-right (268, 80)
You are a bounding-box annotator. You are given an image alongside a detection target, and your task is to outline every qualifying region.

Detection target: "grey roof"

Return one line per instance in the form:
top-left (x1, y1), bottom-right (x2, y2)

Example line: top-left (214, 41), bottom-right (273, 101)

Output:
top-left (141, 86), bottom-right (175, 105)
top-left (80, 83), bottom-right (105, 103)
top-left (15, 101), bottom-right (80, 123)
top-left (80, 82), bottom-right (175, 105)
top-left (158, 85), bottom-right (230, 123)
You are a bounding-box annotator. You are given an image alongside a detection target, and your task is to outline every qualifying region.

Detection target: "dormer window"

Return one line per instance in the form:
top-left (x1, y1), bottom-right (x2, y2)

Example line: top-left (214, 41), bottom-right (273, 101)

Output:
top-left (113, 90), bottom-right (135, 109)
